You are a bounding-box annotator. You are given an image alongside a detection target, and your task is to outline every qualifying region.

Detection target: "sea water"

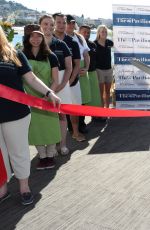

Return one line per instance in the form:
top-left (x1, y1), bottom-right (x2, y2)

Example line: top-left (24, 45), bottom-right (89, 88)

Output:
top-left (12, 28), bottom-right (97, 47)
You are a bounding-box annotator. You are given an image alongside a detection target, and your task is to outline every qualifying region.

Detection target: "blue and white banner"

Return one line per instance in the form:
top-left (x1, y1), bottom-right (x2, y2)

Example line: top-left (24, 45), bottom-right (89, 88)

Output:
top-left (113, 4), bottom-right (150, 109)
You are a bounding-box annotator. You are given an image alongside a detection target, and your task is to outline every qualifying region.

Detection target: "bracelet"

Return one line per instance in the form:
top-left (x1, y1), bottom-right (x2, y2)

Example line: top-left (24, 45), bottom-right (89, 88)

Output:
top-left (45, 90), bottom-right (51, 97)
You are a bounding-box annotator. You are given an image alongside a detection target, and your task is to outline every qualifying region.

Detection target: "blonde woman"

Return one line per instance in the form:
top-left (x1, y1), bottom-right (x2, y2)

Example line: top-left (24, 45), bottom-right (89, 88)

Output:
top-left (0, 26), bottom-right (60, 205)
top-left (95, 25), bottom-right (113, 108)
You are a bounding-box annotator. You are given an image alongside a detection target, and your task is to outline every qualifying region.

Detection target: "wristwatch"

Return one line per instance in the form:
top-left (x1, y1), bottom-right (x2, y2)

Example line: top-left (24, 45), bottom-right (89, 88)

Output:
top-left (45, 90), bottom-right (51, 97)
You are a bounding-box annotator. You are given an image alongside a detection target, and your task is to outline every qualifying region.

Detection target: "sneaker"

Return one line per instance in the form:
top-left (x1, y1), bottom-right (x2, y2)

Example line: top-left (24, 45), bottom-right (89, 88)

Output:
top-left (72, 133), bottom-right (86, 142)
top-left (60, 146), bottom-right (70, 156)
top-left (36, 158), bottom-right (48, 170)
top-left (47, 157), bottom-right (56, 168)
top-left (36, 158), bottom-right (56, 170)
top-left (21, 192), bottom-right (34, 205)
top-left (0, 191), bottom-right (11, 204)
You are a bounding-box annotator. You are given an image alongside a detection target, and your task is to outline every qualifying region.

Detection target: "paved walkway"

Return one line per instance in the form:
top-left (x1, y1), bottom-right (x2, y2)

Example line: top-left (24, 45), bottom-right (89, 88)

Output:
top-left (1, 117), bottom-right (150, 230)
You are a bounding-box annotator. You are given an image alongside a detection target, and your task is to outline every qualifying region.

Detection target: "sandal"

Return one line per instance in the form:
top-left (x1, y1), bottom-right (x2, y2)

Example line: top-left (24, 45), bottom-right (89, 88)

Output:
top-left (72, 133), bottom-right (86, 142)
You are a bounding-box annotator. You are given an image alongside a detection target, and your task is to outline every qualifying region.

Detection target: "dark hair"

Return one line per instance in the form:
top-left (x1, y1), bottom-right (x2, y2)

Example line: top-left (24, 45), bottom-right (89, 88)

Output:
top-left (52, 12), bottom-right (65, 20)
top-left (23, 30), bottom-right (51, 61)
top-left (39, 14), bottom-right (53, 24)
top-left (79, 25), bottom-right (91, 30)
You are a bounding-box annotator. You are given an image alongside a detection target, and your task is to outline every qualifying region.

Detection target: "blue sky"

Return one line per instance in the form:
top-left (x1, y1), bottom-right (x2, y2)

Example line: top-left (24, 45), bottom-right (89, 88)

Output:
top-left (13, 0), bottom-right (150, 19)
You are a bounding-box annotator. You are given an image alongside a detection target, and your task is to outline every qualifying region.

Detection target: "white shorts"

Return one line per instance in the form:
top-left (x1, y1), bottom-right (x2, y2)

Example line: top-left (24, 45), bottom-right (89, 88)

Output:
top-left (56, 70), bottom-right (72, 104)
top-left (70, 81), bottom-right (82, 105)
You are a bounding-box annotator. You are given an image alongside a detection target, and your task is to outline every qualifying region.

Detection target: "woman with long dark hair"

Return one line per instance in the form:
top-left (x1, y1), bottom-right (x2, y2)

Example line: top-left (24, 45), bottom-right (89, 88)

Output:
top-left (23, 24), bottom-right (61, 170)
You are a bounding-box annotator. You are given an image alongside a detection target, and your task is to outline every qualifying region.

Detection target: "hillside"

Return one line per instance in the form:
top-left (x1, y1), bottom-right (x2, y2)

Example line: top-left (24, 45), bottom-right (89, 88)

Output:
top-left (0, 0), bottom-right (34, 19)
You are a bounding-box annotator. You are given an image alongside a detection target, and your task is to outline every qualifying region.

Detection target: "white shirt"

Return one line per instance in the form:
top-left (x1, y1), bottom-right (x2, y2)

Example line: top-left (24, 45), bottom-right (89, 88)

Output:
top-left (72, 33), bottom-right (90, 60)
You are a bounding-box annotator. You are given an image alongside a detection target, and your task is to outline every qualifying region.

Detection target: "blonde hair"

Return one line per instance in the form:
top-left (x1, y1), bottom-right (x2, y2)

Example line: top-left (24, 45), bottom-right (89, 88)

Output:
top-left (96, 24), bottom-right (108, 41)
top-left (0, 26), bottom-right (22, 66)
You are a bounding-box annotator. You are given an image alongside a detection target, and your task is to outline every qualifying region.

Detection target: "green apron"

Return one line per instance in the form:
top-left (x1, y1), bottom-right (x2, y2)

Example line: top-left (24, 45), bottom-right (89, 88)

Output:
top-left (24, 59), bottom-right (61, 145)
top-left (88, 71), bottom-right (102, 107)
top-left (79, 60), bottom-right (91, 104)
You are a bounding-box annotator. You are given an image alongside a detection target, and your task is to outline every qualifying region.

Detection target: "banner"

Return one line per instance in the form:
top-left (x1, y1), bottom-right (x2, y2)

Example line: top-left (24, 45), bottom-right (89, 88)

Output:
top-left (113, 4), bottom-right (150, 109)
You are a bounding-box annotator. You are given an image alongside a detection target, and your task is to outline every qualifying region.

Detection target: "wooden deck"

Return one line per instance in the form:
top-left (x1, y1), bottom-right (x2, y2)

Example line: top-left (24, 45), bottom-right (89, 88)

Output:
top-left (1, 117), bottom-right (150, 230)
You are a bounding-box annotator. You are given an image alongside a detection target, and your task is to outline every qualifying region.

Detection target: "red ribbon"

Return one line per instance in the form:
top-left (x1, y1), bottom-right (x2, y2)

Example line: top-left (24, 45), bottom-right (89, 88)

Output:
top-left (0, 149), bottom-right (7, 186)
top-left (1, 84), bottom-right (150, 117)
